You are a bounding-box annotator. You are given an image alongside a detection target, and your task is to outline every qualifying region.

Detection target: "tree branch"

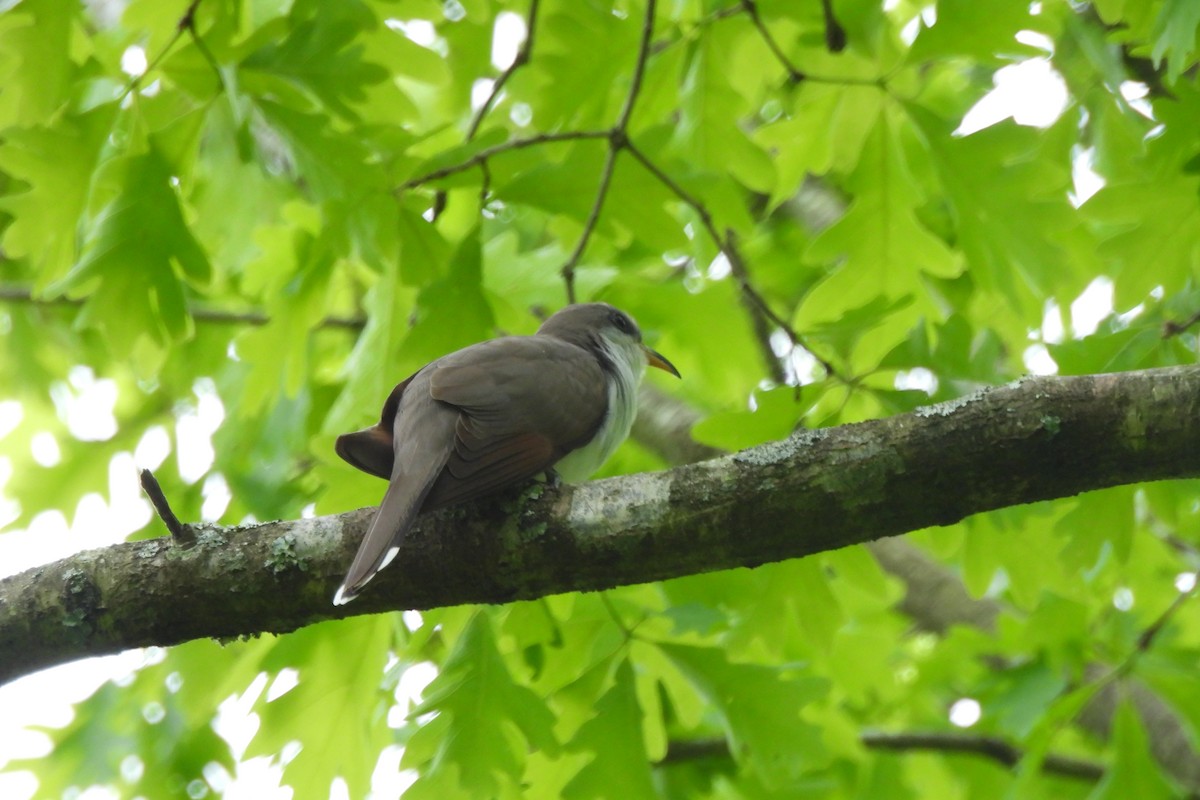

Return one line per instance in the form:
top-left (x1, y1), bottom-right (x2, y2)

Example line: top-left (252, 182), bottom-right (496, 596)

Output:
top-left (0, 285), bottom-right (365, 330)
top-left (559, 0), bottom-right (657, 302)
top-left (465, 0), bottom-right (541, 141)
top-left (661, 731), bottom-right (1107, 784)
top-left (3, 366), bottom-right (1200, 684)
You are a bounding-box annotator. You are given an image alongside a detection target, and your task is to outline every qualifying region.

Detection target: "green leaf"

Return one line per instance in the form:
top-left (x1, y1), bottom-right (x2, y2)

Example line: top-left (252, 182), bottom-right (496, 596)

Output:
top-left (561, 657), bottom-right (657, 800)
top-left (250, 618), bottom-right (394, 799)
top-left (404, 611), bottom-right (558, 796)
top-left (1091, 700), bottom-right (1178, 799)
top-left (50, 142), bottom-right (212, 359)
top-left (0, 106), bottom-right (116, 283)
top-left (240, 0), bottom-right (389, 119)
top-left (659, 643), bottom-right (829, 789)
top-left (909, 0), bottom-right (1041, 63)
top-left (1151, 0), bottom-right (1200, 82)
top-left (0, 0), bottom-right (77, 127)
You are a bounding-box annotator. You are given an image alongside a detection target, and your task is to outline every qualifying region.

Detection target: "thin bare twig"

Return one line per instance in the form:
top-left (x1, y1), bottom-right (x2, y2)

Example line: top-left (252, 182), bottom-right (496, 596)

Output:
top-left (740, 0), bottom-right (805, 83)
top-left (622, 141), bottom-right (835, 381)
top-left (820, 0), bottom-right (847, 52)
top-left (397, 130), bottom-right (610, 192)
top-left (119, 0), bottom-right (205, 101)
top-left (139, 469), bottom-right (192, 545)
top-left (1164, 310), bottom-right (1200, 338)
top-left (660, 732), bottom-right (1106, 783)
top-left (466, 0), bottom-right (541, 141)
top-left (558, 0), bottom-right (659, 303)
top-left (0, 286), bottom-right (365, 331)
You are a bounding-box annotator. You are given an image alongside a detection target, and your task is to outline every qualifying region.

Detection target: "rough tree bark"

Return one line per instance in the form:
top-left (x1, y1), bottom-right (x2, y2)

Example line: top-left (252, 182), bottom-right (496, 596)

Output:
top-left (2, 365), bottom-right (1199, 691)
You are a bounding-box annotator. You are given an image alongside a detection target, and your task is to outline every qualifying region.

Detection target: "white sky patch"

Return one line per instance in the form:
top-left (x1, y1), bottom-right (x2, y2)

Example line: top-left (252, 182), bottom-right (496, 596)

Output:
top-left (894, 367), bottom-right (938, 395)
top-left (134, 425), bottom-right (170, 471)
top-left (1071, 277), bottom-right (1114, 337)
top-left (1113, 587), bottom-right (1135, 611)
top-left (1120, 81), bottom-right (1155, 120)
top-left (120, 45), bottom-right (147, 77)
top-left (0, 400), bottom-right (23, 439)
top-left (201, 473), bottom-right (232, 522)
top-left (949, 697), bottom-right (981, 728)
top-left (1022, 344), bottom-right (1058, 375)
top-left (1041, 300), bottom-right (1065, 344)
top-left (708, 252), bottom-right (731, 280)
top-left (1176, 572), bottom-right (1197, 593)
top-left (957, 58), bottom-right (1068, 136)
top-left (30, 432), bottom-right (60, 467)
top-left (52, 367), bottom-right (118, 441)
top-left (176, 380), bottom-right (225, 484)
top-left (510, 101), bottom-right (533, 127)
top-left (386, 18), bottom-right (436, 47)
top-left (492, 11), bottom-right (526, 70)
top-left (1015, 29), bottom-right (1053, 53)
top-left (471, 78), bottom-right (495, 111)
top-left (1071, 146), bottom-right (1105, 206)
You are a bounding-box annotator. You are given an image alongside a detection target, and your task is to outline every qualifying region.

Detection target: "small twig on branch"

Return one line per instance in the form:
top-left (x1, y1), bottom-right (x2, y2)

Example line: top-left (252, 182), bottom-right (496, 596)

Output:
top-left (558, 0), bottom-right (658, 303)
top-left (820, 0), bottom-right (847, 52)
top-left (139, 469), bottom-right (193, 546)
top-left (1164, 310), bottom-right (1200, 338)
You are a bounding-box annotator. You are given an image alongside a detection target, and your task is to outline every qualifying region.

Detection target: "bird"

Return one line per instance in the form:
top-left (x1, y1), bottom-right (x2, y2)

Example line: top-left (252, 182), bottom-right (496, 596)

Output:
top-left (332, 302), bottom-right (680, 605)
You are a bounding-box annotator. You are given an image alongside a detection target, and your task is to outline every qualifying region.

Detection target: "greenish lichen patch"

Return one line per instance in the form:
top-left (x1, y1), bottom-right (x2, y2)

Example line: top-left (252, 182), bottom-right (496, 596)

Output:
top-left (1040, 414), bottom-right (1061, 435)
top-left (267, 533), bottom-right (309, 574)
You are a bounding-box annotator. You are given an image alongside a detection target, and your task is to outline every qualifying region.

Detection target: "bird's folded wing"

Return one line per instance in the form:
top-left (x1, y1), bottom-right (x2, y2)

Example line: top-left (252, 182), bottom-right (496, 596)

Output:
top-left (423, 337), bottom-right (609, 508)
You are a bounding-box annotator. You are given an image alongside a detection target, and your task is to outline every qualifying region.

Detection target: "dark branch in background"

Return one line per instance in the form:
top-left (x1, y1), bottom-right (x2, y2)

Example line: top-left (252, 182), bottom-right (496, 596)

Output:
top-left (660, 732), bottom-right (1107, 784)
top-left (0, 286), bottom-right (366, 331)
top-left (820, 0), bottom-right (846, 52)
top-left (397, 130), bottom-right (610, 191)
top-left (622, 142), bottom-right (834, 381)
top-left (1164, 310), bottom-right (1200, 338)
top-left (429, 0), bottom-right (542, 222)
top-left (118, 0), bottom-right (205, 100)
top-left (558, 0), bottom-right (658, 303)
top-left (741, 0), bottom-right (805, 82)
top-left (466, 0), bottom-right (541, 141)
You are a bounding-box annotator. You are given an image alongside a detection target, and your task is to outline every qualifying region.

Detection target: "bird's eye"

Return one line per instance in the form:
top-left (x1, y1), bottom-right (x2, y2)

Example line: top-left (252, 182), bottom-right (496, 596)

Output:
top-left (610, 311), bottom-right (633, 334)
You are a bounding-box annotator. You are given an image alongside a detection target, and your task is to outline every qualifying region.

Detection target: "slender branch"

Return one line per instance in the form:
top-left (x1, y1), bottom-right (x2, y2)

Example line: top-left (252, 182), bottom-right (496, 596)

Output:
top-left (623, 141), bottom-right (834, 381)
top-left (465, 0), bottom-right (541, 141)
top-left (0, 285), bottom-right (365, 331)
top-left (558, 0), bottom-right (658, 302)
top-left (820, 0), bottom-right (847, 52)
top-left (560, 140), bottom-right (620, 303)
top-left (660, 731), bottom-right (1106, 782)
top-left (397, 130), bottom-right (610, 192)
top-left (741, 0), bottom-right (805, 82)
top-left (1164, 310), bottom-right (1200, 338)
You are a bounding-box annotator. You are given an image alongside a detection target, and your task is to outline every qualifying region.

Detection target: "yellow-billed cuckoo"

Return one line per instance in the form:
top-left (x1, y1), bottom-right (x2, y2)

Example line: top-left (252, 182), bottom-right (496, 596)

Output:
top-left (333, 303), bottom-right (679, 605)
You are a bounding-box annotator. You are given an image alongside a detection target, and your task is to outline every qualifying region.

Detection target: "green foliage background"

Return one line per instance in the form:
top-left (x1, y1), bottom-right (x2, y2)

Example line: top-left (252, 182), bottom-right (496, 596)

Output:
top-left (1, 0), bottom-right (1199, 796)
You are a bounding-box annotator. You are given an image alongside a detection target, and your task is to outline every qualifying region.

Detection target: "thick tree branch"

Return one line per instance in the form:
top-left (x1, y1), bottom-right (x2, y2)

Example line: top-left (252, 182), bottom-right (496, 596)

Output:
top-left (3, 366), bottom-right (1200, 685)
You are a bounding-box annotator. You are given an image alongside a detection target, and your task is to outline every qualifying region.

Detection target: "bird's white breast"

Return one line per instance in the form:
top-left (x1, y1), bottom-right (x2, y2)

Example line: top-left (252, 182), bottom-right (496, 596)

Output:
top-left (553, 337), bottom-right (645, 483)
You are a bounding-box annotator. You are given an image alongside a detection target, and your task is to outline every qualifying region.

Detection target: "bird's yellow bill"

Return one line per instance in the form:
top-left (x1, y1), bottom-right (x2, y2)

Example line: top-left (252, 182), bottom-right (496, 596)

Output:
top-left (643, 345), bottom-right (681, 378)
